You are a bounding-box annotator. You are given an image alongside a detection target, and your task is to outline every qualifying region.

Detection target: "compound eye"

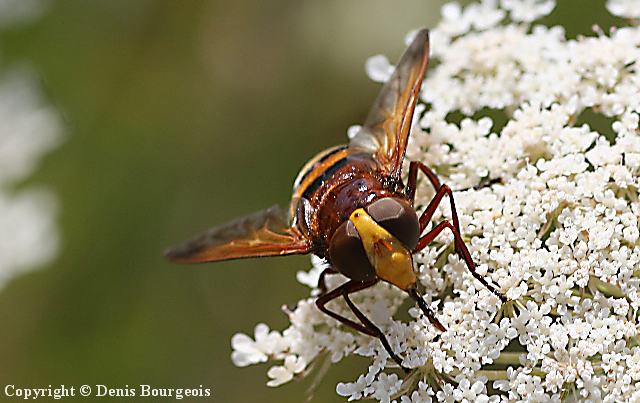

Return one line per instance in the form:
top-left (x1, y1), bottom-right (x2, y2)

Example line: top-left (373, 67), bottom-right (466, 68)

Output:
top-left (366, 197), bottom-right (420, 250)
top-left (328, 220), bottom-right (375, 282)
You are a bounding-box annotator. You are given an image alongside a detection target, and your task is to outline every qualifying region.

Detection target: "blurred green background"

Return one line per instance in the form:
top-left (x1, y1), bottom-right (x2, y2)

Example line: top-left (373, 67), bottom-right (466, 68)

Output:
top-left (0, 1), bottom-right (621, 402)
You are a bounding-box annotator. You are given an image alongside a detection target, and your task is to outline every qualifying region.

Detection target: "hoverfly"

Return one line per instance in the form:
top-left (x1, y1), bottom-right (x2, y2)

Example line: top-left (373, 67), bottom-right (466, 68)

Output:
top-left (166, 29), bottom-right (506, 372)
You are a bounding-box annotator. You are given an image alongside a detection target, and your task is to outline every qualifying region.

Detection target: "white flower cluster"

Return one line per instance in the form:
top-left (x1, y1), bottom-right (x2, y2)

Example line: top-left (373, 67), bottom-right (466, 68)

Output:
top-left (0, 1), bottom-right (62, 289)
top-left (232, 0), bottom-right (640, 401)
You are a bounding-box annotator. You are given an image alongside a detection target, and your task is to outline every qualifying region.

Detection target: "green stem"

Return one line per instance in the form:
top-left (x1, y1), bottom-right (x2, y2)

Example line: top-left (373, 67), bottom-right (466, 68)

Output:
top-left (493, 352), bottom-right (524, 366)
top-left (571, 287), bottom-right (592, 299)
top-left (588, 275), bottom-right (626, 299)
top-left (560, 382), bottom-right (575, 401)
top-left (475, 370), bottom-right (510, 380)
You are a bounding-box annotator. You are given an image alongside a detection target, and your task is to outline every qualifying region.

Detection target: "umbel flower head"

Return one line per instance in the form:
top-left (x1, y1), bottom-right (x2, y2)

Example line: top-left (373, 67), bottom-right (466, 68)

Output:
top-left (232, 0), bottom-right (640, 401)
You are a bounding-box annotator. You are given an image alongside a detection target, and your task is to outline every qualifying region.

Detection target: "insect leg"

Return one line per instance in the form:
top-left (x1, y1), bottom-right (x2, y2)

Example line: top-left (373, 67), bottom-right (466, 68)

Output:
top-left (407, 287), bottom-right (446, 332)
top-left (316, 280), bottom-right (409, 372)
top-left (406, 161), bottom-right (441, 202)
top-left (472, 177), bottom-right (502, 190)
top-left (415, 220), bottom-right (507, 302)
top-left (341, 292), bottom-right (409, 372)
top-left (317, 267), bottom-right (337, 295)
top-left (457, 177), bottom-right (503, 192)
top-left (416, 183), bottom-right (461, 234)
top-left (405, 161), bottom-right (462, 235)
top-left (316, 280), bottom-right (378, 336)
top-left (408, 160), bottom-right (501, 195)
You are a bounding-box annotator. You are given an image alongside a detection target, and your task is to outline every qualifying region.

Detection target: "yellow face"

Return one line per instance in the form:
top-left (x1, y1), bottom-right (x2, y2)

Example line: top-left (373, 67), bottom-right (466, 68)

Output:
top-left (348, 208), bottom-right (417, 290)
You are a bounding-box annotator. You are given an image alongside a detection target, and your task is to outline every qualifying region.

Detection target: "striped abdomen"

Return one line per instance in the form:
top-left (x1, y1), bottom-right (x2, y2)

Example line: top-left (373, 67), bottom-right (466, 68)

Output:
top-left (290, 145), bottom-right (396, 254)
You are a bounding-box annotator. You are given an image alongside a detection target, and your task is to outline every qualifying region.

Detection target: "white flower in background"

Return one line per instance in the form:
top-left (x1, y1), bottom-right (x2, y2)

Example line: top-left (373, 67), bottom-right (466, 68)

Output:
top-left (232, 0), bottom-right (640, 401)
top-left (0, 188), bottom-right (58, 287)
top-left (365, 54), bottom-right (394, 83)
top-left (0, 72), bottom-right (61, 185)
top-left (0, 2), bottom-right (63, 290)
top-left (0, 72), bottom-right (62, 289)
top-left (230, 323), bottom-right (288, 367)
top-left (0, 0), bottom-right (48, 28)
top-left (607, 0), bottom-right (640, 19)
top-left (500, 0), bottom-right (555, 22)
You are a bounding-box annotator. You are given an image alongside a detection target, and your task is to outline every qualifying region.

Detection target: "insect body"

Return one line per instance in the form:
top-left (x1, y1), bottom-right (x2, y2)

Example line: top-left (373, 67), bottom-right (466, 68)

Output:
top-left (166, 29), bottom-right (505, 372)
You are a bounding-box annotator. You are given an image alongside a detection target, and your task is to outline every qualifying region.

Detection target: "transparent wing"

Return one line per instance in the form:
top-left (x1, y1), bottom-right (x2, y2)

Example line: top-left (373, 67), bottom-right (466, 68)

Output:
top-left (350, 29), bottom-right (430, 178)
top-left (165, 205), bottom-right (312, 264)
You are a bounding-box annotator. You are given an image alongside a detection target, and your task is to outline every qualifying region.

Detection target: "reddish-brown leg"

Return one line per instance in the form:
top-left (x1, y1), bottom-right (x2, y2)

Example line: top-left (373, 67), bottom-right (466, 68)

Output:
top-left (471, 177), bottom-right (502, 191)
top-left (407, 287), bottom-right (446, 331)
top-left (406, 161), bottom-right (441, 202)
top-left (417, 183), bottom-right (461, 234)
top-left (317, 267), bottom-right (337, 295)
top-left (408, 161), bottom-right (501, 194)
top-left (316, 279), bottom-right (409, 372)
top-left (416, 220), bottom-right (506, 302)
top-left (407, 161), bottom-right (506, 302)
top-left (406, 162), bottom-right (461, 233)
top-left (316, 280), bottom-right (376, 336)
